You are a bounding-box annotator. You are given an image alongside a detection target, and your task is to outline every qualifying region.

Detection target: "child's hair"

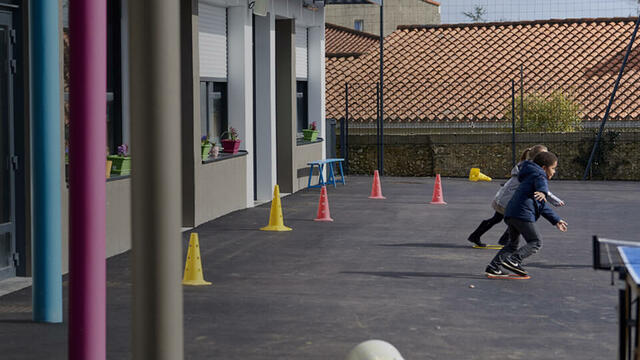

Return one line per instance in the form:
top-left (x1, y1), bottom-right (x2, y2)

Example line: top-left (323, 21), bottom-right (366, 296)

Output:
top-left (519, 145), bottom-right (548, 161)
top-left (533, 151), bottom-right (557, 167)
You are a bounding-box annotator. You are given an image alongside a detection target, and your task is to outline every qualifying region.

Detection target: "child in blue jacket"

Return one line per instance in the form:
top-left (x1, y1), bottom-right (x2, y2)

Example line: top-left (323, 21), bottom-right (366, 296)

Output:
top-left (485, 151), bottom-right (568, 277)
top-left (467, 144), bottom-right (564, 248)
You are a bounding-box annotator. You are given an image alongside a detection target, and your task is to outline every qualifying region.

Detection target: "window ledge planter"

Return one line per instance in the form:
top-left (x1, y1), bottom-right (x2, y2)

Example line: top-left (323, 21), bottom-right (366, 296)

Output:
top-left (201, 143), bottom-right (213, 160)
top-left (302, 129), bottom-right (318, 141)
top-left (221, 139), bottom-right (241, 154)
top-left (107, 155), bottom-right (131, 176)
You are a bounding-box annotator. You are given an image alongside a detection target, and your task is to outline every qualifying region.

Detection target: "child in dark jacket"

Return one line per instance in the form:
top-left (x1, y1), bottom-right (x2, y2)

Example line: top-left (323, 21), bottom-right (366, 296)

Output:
top-left (485, 151), bottom-right (568, 278)
top-left (467, 144), bottom-right (564, 248)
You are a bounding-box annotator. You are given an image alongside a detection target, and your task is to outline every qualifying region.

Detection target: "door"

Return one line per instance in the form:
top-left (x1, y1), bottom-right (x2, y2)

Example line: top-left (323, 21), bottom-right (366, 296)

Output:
top-left (0, 11), bottom-right (16, 280)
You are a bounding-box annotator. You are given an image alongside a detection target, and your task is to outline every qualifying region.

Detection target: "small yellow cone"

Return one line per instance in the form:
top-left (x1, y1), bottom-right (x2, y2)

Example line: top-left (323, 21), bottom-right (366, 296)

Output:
top-left (469, 168), bottom-right (492, 182)
top-left (477, 172), bottom-right (492, 181)
top-left (260, 185), bottom-right (292, 231)
top-left (182, 233), bottom-right (211, 286)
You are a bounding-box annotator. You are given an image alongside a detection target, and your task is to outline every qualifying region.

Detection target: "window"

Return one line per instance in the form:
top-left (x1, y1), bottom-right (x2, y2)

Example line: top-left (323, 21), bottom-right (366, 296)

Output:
top-left (354, 19), bottom-right (364, 31)
top-left (62, 0), bottom-right (122, 160)
top-left (200, 80), bottom-right (227, 144)
top-left (296, 81), bottom-right (308, 136)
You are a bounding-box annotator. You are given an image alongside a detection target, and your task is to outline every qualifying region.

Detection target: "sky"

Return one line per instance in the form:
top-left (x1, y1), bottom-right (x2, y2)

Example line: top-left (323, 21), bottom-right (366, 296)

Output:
top-left (441, 0), bottom-right (640, 24)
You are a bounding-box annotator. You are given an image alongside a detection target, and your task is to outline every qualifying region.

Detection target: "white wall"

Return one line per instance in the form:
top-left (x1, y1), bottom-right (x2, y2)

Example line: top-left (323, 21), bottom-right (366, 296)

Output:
top-left (271, 0), bottom-right (324, 27)
top-left (227, 6), bottom-right (254, 207)
top-left (308, 23), bottom-right (326, 165)
top-left (254, 13), bottom-right (277, 202)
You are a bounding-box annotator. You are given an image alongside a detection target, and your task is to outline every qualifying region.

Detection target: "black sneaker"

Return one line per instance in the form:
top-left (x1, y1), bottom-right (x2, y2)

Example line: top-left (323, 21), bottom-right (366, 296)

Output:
top-left (468, 237), bottom-right (487, 247)
top-left (501, 258), bottom-right (528, 276)
top-left (485, 265), bottom-right (509, 278)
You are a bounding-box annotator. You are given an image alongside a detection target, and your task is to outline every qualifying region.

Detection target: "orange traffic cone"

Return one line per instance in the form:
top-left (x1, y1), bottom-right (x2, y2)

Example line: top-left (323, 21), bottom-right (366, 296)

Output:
top-left (314, 186), bottom-right (333, 222)
top-left (430, 174), bottom-right (447, 205)
top-left (369, 170), bottom-right (386, 199)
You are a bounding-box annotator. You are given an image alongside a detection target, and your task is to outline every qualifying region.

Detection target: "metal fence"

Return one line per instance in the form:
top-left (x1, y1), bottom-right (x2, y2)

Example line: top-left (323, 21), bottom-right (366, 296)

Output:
top-left (333, 78), bottom-right (640, 180)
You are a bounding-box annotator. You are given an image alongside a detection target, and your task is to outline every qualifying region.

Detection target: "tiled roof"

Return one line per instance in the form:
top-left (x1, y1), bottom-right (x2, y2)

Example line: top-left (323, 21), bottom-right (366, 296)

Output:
top-left (325, 23), bottom-right (380, 57)
top-left (325, 17), bottom-right (640, 123)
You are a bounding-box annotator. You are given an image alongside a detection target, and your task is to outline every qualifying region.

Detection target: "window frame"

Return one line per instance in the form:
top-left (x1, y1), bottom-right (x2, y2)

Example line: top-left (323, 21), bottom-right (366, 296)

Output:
top-left (354, 19), bottom-right (364, 31)
top-left (199, 77), bottom-right (228, 146)
top-left (296, 80), bottom-right (308, 136)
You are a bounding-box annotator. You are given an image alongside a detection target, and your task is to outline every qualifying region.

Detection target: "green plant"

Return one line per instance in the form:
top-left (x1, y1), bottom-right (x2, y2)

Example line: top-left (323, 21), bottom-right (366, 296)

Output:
top-left (574, 130), bottom-right (624, 180)
top-left (201, 135), bottom-right (214, 146)
top-left (221, 127), bottom-right (239, 141)
top-left (505, 90), bottom-right (583, 132)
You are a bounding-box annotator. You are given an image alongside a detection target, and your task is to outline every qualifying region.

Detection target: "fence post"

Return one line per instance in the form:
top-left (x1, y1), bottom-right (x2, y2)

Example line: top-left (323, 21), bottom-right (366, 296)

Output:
top-left (376, 82), bottom-right (380, 174)
top-left (511, 79), bottom-right (516, 168)
top-left (340, 118), bottom-right (346, 160)
top-left (520, 64), bottom-right (524, 131)
top-left (378, 1), bottom-right (384, 176)
top-left (344, 82), bottom-right (349, 174)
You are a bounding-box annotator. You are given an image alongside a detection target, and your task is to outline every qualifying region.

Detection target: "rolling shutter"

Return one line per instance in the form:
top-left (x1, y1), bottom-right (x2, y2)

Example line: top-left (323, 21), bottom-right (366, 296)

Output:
top-left (295, 26), bottom-right (308, 79)
top-left (199, 3), bottom-right (227, 78)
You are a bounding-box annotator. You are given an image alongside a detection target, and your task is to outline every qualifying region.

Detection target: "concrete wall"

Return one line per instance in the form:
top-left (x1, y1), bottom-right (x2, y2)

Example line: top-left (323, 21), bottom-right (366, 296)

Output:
top-left (340, 132), bottom-right (640, 180)
top-left (195, 156), bottom-right (248, 225)
top-left (294, 141), bottom-right (324, 191)
top-left (61, 179), bottom-right (132, 273)
top-left (325, 0), bottom-right (440, 36)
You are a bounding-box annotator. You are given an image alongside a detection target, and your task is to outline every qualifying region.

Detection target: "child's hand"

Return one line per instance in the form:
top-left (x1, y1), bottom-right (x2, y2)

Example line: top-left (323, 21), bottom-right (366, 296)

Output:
top-left (556, 220), bottom-right (568, 232)
top-left (534, 191), bottom-right (546, 202)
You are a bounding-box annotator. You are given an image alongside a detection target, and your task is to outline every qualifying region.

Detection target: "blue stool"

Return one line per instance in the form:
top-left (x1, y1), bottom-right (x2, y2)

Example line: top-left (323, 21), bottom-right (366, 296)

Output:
top-left (307, 158), bottom-right (345, 188)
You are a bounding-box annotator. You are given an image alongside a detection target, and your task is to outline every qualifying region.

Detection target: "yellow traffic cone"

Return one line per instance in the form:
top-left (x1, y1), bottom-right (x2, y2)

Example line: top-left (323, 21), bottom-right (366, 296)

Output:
top-left (469, 168), bottom-right (492, 182)
top-left (477, 172), bottom-right (492, 181)
top-left (182, 233), bottom-right (211, 286)
top-left (260, 185), bottom-right (292, 231)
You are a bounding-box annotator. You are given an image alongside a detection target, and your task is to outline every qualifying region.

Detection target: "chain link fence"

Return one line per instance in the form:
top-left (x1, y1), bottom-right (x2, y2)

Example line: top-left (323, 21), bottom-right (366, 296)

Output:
top-left (334, 78), bottom-right (640, 180)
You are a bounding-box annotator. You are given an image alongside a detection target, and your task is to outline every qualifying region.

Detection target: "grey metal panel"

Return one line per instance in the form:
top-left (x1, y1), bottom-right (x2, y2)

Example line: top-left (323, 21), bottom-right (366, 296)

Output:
top-left (199, 3), bottom-right (227, 78)
top-left (295, 26), bottom-right (307, 79)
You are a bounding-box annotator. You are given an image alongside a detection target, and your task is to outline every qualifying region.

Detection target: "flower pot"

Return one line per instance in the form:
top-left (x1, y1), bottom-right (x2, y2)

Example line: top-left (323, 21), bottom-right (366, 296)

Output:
top-left (107, 155), bottom-right (131, 175)
top-left (211, 146), bottom-right (220, 158)
top-left (106, 160), bottom-right (112, 178)
top-left (201, 143), bottom-right (213, 160)
top-left (302, 129), bottom-right (318, 141)
top-left (221, 139), bottom-right (241, 154)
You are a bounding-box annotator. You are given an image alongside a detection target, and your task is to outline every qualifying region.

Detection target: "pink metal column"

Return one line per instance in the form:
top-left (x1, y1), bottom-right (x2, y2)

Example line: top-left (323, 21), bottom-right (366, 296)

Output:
top-left (68, 0), bottom-right (107, 359)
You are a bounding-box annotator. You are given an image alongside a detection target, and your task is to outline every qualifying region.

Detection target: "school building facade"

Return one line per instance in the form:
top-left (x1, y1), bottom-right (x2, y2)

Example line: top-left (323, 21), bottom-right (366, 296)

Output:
top-left (0, 0), bottom-right (326, 280)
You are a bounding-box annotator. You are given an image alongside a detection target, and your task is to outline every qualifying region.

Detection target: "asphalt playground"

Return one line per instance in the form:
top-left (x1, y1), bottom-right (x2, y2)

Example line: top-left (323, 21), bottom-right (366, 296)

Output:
top-left (1, 175), bottom-right (639, 359)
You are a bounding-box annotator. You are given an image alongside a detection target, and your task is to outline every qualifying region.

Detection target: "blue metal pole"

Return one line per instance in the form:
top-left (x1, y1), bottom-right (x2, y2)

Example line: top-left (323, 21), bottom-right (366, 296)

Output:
top-left (30, 0), bottom-right (63, 323)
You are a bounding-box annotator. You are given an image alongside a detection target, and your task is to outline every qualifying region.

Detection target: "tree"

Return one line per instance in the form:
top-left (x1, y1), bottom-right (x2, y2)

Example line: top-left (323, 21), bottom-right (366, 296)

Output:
top-left (462, 5), bottom-right (487, 22)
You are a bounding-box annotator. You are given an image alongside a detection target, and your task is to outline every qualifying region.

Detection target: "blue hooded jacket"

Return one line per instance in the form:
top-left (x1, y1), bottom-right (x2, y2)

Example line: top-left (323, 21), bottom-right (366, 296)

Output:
top-left (504, 160), bottom-right (561, 225)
